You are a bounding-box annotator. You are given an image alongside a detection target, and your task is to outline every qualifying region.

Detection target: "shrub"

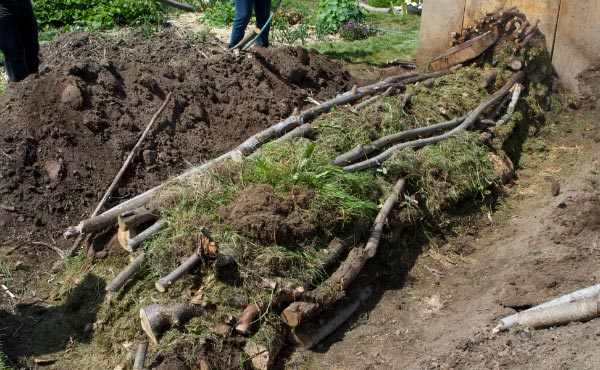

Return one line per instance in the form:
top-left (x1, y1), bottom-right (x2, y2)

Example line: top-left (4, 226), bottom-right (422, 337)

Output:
top-left (315, 0), bottom-right (364, 36)
top-left (33, 0), bottom-right (168, 31)
top-left (367, 0), bottom-right (400, 8)
top-left (202, 0), bottom-right (236, 27)
top-left (339, 21), bottom-right (378, 41)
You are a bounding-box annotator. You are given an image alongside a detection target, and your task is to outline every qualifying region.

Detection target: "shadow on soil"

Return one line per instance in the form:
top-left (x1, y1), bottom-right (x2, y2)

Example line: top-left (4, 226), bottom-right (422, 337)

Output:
top-left (0, 273), bottom-right (105, 365)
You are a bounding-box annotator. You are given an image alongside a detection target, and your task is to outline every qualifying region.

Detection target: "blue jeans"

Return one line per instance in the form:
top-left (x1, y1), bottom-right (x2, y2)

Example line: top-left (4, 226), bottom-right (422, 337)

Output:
top-left (228, 0), bottom-right (272, 48)
top-left (0, 0), bottom-right (39, 82)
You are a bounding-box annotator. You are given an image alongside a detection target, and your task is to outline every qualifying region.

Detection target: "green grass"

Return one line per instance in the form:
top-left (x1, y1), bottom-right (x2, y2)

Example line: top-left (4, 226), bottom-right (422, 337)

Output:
top-left (311, 14), bottom-right (420, 64)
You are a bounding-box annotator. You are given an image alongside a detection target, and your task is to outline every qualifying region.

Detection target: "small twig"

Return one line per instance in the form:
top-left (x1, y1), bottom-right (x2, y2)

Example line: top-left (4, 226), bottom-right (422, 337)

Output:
top-left (32, 241), bottom-right (66, 259)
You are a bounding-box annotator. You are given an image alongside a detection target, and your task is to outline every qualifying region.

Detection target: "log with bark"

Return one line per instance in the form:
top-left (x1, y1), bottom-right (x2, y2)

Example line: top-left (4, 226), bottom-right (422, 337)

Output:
top-left (343, 71), bottom-right (525, 172)
top-left (494, 283), bottom-right (600, 332)
top-left (127, 220), bottom-right (167, 252)
top-left (132, 341), bottom-right (148, 370)
top-left (155, 230), bottom-right (217, 292)
top-left (140, 303), bottom-right (207, 344)
top-left (106, 253), bottom-right (145, 292)
top-left (332, 115), bottom-right (466, 166)
top-left (289, 285), bottom-right (372, 349)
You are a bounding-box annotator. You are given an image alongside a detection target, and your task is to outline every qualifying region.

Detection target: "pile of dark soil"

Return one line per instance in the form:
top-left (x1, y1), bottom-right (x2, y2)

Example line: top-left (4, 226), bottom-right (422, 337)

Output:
top-left (0, 30), bottom-right (353, 248)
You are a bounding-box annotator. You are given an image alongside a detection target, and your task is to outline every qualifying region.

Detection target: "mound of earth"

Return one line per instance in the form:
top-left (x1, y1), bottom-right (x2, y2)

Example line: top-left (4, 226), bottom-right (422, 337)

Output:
top-left (0, 30), bottom-right (354, 249)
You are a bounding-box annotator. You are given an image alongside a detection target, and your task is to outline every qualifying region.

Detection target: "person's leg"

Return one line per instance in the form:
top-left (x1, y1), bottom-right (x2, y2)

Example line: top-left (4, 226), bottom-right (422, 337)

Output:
top-left (253, 0), bottom-right (272, 47)
top-left (16, 0), bottom-right (40, 75)
top-left (0, 3), bottom-right (29, 82)
top-left (229, 0), bottom-right (254, 48)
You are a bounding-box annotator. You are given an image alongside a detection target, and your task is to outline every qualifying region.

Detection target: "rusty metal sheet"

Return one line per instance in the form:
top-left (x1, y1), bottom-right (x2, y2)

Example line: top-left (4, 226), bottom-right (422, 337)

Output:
top-left (416, 0), bottom-right (466, 66)
top-left (429, 31), bottom-right (496, 71)
top-left (553, 1), bottom-right (600, 93)
top-left (462, 0), bottom-right (560, 54)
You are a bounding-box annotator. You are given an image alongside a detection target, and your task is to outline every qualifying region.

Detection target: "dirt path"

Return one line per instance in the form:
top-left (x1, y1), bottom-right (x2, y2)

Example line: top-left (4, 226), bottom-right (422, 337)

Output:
top-left (288, 110), bottom-right (599, 369)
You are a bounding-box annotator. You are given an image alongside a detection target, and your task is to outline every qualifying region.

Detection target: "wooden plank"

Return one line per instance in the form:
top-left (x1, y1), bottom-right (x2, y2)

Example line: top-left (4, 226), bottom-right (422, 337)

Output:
top-left (429, 31), bottom-right (495, 71)
top-left (552, 1), bottom-right (600, 93)
top-left (416, 0), bottom-right (466, 66)
top-left (462, 0), bottom-right (560, 55)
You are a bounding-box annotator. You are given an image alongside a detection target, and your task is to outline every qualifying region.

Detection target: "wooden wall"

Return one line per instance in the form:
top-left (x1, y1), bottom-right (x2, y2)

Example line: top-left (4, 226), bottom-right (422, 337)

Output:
top-left (416, 0), bottom-right (600, 93)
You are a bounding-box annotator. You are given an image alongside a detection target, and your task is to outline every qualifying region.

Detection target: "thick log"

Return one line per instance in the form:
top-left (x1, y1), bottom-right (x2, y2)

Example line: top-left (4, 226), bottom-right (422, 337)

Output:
top-left (429, 32), bottom-right (495, 71)
top-left (333, 116), bottom-right (466, 166)
top-left (244, 322), bottom-right (286, 370)
top-left (289, 286), bottom-right (372, 349)
top-left (140, 304), bottom-right (203, 344)
top-left (281, 301), bottom-right (319, 327)
top-left (126, 220), bottom-right (167, 252)
top-left (495, 284), bottom-right (600, 332)
top-left (343, 71), bottom-right (525, 172)
top-left (509, 59), bottom-right (523, 71)
top-left (106, 253), bottom-right (145, 292)
top-left (133, 341), bottom-right (148, 370)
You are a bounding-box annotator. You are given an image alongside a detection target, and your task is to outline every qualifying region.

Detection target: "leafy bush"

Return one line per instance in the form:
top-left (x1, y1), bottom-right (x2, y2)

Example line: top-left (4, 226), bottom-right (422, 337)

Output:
top-left (367, 0), bottom-right (400, 7)
top-left (315, 0), bottom-right (364, 36)
top-left (202, 0), bottom-right (236, 27)
top-left (339, 21), bottom-right (377, 41)
top-left (33, 0), bottom-right (168, 30)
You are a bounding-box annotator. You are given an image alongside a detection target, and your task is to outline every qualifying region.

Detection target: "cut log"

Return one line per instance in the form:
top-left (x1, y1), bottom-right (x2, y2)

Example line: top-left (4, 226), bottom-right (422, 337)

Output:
top-left (495, 283), bottom-right (600, 332)
top-left (244, 322), bottom-right (286, 370)
top-left (106, 253), bottom-right (145, 292)
top-left (478, 71), bottom-right (497, 89)
top-left (140, 304), bottom-right (203, 344)
top-left (132, 341), bottom-right (148, 370)
top-left (289, 286), bottom-right (372, 349)
top-left (235, 286), bottom-right (305, 335)
top-left (429, 31), bottom-right (495, 71)
top-left (509, 59), bottom-right (523, 71)
top-left (156, 254), bottom-right (201, 293)
top-left (281, 301), bottom-right (319, 327)
top-left (126, 220), bottom-right (167, 252)
top-left (343, 71), bottom-right (525, 172)
top-left (117, 207), bottom-right (158, 249)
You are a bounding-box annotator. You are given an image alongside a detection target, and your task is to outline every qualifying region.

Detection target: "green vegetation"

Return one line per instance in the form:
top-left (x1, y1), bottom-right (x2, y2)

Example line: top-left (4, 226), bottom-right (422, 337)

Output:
top-left (312, 13), bottom-right (420, 64)
top-left (315, 0), bottom-right (364, 36)
top-left (202, 0), bottom-right (236, 27)
top-left (32, 0), bottom-right (174, 31)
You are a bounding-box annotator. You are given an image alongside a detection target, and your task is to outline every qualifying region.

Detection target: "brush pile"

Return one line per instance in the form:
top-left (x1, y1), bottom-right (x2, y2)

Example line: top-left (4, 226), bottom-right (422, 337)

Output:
top-left (52, 8), bottom-right (556, 370)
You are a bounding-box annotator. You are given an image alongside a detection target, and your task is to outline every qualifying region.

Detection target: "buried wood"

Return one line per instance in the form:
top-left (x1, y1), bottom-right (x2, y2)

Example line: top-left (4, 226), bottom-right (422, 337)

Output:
top-left (289, 285), bottom-right (372, 349)
top-left (106, 253), bottom-right (145, 292)
top-left (494, 283), bottom-right (600, 332)
top-left (62, 70), bottom-right (457, 240)
top-left (343, 71), bottom-right (525, 172)
top-left (126, 220), bottom-right (167, 252)
top-left (140, 304), bottom-right (204, 345)
top-left (65, 93), bottom-right (172, 256)
top-left (332, 116), bottom-right (466, 166)
top-left (132, 341), bottom-right (148, 370)
top-left (243, 322), bottom-right (286, 370)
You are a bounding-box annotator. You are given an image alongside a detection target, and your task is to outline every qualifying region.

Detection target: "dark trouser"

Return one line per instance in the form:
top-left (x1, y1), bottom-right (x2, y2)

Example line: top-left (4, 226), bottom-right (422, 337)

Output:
top-left (0, 0), bottom-right (39, 83)
top-left (228, 0), bottom-right (272, 48)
